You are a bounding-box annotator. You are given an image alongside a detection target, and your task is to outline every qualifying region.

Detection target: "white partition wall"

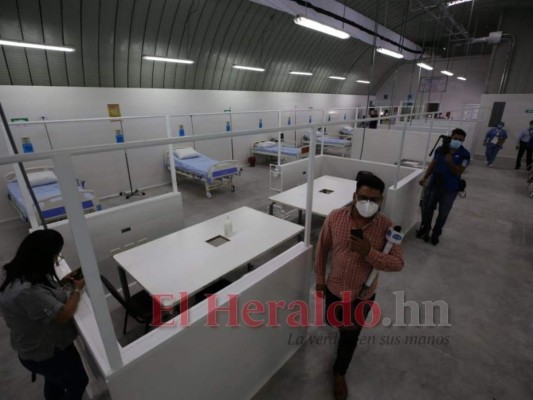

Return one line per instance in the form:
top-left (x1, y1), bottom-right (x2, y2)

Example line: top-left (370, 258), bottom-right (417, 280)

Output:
top-left (45, 193), bottom-right (184, 290)
top-left (108, 244), bottom-right (313, 400)
top-left (276, 155), bottom-right (423, 232)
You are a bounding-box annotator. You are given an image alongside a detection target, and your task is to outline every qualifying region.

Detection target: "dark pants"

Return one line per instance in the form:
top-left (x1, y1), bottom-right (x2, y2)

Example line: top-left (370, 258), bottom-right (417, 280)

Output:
top-left (325, 287), bottom-right (375, 376)
top-left (485, 143), bottom-right (501, 165)
top-left (515, 142), bottom-right (533, 169)
top-left (19, 344), bottom-right (88, 400)
top-left (420, 185), bottom-right (458, 239)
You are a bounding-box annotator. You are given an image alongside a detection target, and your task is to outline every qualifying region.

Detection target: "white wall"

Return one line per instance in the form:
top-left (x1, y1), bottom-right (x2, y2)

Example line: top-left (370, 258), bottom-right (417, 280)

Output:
top-left (473, 93), bottom-right (533, 159)
top-left (108, 243), bottom-right (312, 400)
top-left (0, 86), bottom-right (370, 222)
top-left (374, 55), bottom-right (489, 114)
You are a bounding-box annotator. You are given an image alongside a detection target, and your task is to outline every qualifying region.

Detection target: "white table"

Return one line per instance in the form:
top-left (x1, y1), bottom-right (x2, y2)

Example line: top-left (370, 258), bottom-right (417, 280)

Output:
top-left (114, 207), bottom-right (303, 304)
top-left (268, 175), bottom-right (357, 223)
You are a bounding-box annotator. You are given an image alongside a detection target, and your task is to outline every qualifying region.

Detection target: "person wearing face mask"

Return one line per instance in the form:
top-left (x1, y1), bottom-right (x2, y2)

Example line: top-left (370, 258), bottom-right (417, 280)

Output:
top-left (483, 121), bottom-right (508, 167)
top-left (515, 120), bottom-right (533, 170)
top-left (417, 128), bottom-right (470, 245)
top-left (315, 174), bottom-right (404, 400)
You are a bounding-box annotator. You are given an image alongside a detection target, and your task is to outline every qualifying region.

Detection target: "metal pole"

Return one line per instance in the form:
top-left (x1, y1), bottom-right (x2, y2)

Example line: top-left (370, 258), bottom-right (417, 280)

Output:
top-left (423, 117), bottom-right (435, 169)
top-left (304, 128), bottom-right (316, 247)
top-left (165, 115), bottom-right (179, 194)
top-left (277, 111), bottom-right (282, 166)
top-left (395, 119), bottom-right (408, 189)
top-left (53, 153), bottom-right (123, 371)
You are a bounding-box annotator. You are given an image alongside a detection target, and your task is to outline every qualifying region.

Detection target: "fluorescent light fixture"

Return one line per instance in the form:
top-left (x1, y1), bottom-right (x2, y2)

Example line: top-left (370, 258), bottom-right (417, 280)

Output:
top-left (290, 71), bottom-right (313, 76)
top-left (294, 16), bottom-right (350, 39)
top-left (457, 76), bottom-right (467, 81)
top-left (233, 65), bottom-right (265, 72)
top-left (143, 56), bottom-right (194, 64)
top-left (329, 76), bottom-right (346, 80)
top-left (447, 0), bottom-right (472, 6)
top-left (356, 80), bottom-right (371, 84)
top-left (376, 47), bottom-right (404, 59)
top-left (417, 62), bottom-right (433, 71)
top-left (441, 70), bottom-right (454, 76)
top-left (0, 39), bottom-right (75, 52)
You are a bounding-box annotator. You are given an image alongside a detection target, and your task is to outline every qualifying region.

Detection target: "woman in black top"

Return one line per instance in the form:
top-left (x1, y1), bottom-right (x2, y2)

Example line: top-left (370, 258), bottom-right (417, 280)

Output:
top-left (0, 230), bottom-right (88, 400)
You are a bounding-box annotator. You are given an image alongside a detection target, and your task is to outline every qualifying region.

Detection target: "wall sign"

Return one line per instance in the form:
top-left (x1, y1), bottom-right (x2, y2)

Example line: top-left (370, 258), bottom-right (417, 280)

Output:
top-left (418, 76), bottom-right (448, 92)
top-left (107, 104), bottom-right (121, 118)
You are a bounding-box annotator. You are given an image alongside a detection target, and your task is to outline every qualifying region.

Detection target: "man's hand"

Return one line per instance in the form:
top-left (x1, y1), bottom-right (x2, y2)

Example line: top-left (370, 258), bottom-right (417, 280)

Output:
top-left (350, 235), bottom-right (371, 256)
top-left (316, 283), bottom-right (326, 297)
top-left (419, 178), bottom-right (427, 187)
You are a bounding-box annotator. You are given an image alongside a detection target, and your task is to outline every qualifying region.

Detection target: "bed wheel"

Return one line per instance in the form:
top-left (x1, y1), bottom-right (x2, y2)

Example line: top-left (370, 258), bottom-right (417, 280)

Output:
top-left (231, 185), bottom-right (235, 192)
top-left (206, 192), bottom-right (213, 199)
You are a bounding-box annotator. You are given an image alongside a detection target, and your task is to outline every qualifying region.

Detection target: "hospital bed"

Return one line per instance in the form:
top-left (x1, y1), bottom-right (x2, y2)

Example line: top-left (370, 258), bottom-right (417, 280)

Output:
top-left (339, 125), bottom-right (354, 137)
top-left (252, 140), bottom-right (309, 163)
top-left (5, 166), bottom-right (102, 223)
top-left (164, 147), bottom-right (240, 199)
top-left (303, 132), bottom-right (352, 157)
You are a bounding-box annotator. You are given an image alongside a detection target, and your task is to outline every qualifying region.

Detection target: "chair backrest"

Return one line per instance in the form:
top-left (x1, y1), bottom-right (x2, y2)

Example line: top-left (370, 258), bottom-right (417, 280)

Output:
top-left (100, 275), bottom-right (127, 309)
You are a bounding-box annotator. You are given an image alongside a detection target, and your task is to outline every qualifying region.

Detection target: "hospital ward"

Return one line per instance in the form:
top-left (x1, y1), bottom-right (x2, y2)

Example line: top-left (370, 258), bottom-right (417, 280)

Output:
top-left (0, 1), bottom-right (531, 399)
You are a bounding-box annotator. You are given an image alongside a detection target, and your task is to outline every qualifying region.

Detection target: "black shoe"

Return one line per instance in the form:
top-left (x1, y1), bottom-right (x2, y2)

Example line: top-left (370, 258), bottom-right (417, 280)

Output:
top-left (416, 227), bottom-right (429, 239)
top-left (423, 234), bottom-right (430, 243)
top-left (430, 236), bottom-right (439, 245)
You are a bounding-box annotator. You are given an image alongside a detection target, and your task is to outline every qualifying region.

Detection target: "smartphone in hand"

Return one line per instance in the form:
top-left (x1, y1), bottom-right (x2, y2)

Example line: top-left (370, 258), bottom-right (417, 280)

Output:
top-left (351, 228), bottom-right (363, 239)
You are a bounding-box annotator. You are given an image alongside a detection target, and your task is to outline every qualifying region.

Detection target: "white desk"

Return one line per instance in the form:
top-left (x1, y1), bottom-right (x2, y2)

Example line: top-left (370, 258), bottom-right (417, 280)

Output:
top-left (268, 175), bottom-right (357, 222)
top-left (114, 207), bottom-right (303, 303)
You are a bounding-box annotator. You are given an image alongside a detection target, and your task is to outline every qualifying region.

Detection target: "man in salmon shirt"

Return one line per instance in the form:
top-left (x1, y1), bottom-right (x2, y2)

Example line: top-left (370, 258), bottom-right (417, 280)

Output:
top-left (315, 173), bottom-right (404, 400)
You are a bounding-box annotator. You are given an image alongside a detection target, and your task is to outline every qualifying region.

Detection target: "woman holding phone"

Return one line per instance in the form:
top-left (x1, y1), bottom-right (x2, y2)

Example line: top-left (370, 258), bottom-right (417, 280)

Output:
top-left (0, 229), bottom-right (88, 400)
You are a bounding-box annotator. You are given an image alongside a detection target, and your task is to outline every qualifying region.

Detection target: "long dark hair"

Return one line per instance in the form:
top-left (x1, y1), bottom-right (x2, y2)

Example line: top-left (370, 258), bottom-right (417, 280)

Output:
top-left (0, 230), bottom-right (64, 292)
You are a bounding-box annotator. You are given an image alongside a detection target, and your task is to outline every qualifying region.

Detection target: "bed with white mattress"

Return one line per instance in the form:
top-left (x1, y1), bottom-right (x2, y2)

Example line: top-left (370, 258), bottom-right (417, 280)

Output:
top-left (164, 147), bottom-right (240, 198)
top-left (5, 167), bottom-right (102, 223)
top-left (303, 131), bottom-right (352, 157)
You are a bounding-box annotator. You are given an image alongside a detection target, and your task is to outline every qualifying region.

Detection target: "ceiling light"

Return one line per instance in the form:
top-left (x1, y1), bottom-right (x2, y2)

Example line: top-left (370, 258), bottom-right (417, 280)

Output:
top-left (447, 0), bottom-right (472, 6)
top-left (294, 16), bottom-right (350, 39)
top-left (290, 71), bottom-right (313, 76)
top-left (457, 76), bottom-right (467, 81)
top-left (0, 39), bottom-right (75, 52)
top-left (416, 62), bottom-right (433, 71)
top-left (329, 76), bottom-right (346, 80)
top-left (376, 47), bottom-right (404, 59)
top-left (143, 56), bottom-right (194, 64)
top-left (356, 80), bottom-right (371, 84)
top-left (233, 65), bottom-right (265, 72)
top-left (441, 70), bottom-right (454, 76)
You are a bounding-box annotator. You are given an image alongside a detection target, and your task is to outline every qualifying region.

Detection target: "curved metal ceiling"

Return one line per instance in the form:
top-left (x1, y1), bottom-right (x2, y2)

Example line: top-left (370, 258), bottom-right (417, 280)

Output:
top-left (0, 0), bottom-right (526, 94)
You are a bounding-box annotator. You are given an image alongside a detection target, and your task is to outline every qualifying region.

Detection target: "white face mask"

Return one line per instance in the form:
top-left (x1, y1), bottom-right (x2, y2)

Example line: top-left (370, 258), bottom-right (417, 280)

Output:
top-left (356, 200), bottom-right (379, 218)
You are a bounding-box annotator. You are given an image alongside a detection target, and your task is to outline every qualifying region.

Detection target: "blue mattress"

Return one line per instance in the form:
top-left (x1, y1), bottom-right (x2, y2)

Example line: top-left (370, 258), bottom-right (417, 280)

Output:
top-left (304, 135), bottom-right (351, 145)
top-left (7, 181), bottom-right (101, 221)
top-left (340, 127), bottom-right (354, 135)
top-left (254, 145), bottom-right (301, 156)
top-left (174, 154), bottom-right (238, 183)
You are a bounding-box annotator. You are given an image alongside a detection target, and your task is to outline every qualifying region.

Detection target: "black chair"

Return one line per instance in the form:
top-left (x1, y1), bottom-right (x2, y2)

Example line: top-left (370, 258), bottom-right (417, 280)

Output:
top-left (100, 275), bottom-right (155, 335)
top-left (194, 279), bottom-right (232, 304)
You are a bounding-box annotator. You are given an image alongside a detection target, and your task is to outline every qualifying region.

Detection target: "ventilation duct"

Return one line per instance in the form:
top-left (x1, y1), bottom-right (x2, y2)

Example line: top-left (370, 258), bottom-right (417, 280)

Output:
top-left (250, 0), bottom-right (423, 60)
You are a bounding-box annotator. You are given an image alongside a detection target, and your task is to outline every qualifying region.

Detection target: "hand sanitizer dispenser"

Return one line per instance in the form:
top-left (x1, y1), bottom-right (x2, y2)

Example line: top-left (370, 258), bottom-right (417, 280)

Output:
top-left (224, 214), bottom-right (233, 237)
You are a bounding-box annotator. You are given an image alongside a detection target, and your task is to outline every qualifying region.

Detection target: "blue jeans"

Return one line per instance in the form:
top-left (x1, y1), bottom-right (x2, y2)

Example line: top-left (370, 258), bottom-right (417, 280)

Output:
top-left (19, 344), bottom-right (88, 400)
top-left (485, 143), bottom-right (501, 165)
top-left (420, 185), bottom-right (458, 239)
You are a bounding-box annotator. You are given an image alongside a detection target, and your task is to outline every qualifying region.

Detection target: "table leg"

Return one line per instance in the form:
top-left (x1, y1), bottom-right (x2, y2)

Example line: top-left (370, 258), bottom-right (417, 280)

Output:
top-left (269, 202), bottom-right (275, 215)
top-left (298, 210), bottom-right (303, 225)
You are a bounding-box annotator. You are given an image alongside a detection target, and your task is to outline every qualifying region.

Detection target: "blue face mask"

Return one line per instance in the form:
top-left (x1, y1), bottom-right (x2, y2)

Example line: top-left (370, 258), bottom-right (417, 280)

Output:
top-left (450, 139), bottom-right (462, 149)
